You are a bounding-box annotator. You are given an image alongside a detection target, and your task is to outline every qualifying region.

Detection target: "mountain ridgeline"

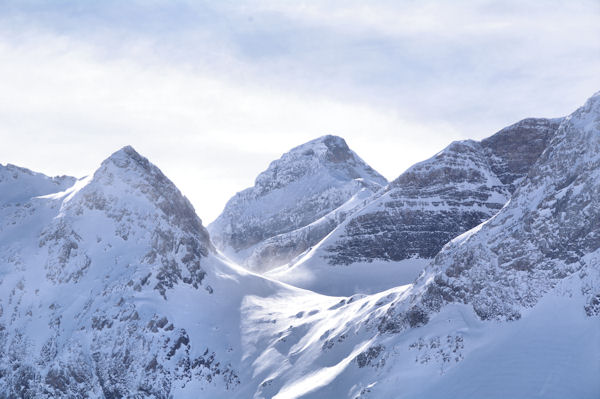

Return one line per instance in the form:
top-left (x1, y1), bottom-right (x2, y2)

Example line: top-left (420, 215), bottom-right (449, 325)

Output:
top-left (257, 117), bottom-right (562, 295)
top-left (1, 92), bottom-right (599, 398)
top-left (323, 117), bottom-right (562, 266)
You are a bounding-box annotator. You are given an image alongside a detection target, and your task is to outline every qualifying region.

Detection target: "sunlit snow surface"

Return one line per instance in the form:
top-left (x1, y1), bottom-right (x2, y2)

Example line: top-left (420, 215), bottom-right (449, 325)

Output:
top-left (242, 278), bottom-right (599, 399)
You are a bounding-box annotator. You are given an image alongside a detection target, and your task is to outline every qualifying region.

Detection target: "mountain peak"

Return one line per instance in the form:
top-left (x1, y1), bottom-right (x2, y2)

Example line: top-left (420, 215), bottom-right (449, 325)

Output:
top-left (251, 135), bottom-right (386, 194)
top-left (209, 135), bottom-right (387, 265)
top-left (320, 135), bottom-right (353, 163)
top-left (297, 134), bottom-right (346, 148)
top-left (286, 134), bottom-right (353, 164)
top-left (114, 144), bottom-right (137, 155)
top-left (101, 145), bottom-right (149, 170)
top-left (95, 145), bottom-right (169, 190)
top-left (71, 146), bottom-right (211, 242)
top-left (311, 134), bottom-right (348, 150)
top-left (480, 117), bottom-right (562, 189)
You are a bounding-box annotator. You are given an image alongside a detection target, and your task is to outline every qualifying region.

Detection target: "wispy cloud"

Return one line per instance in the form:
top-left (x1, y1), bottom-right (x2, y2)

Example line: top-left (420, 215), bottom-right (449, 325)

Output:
top-left (0, 0), bottom-right (598, 221)
top-left (0, 29), bottom-right (436, 221)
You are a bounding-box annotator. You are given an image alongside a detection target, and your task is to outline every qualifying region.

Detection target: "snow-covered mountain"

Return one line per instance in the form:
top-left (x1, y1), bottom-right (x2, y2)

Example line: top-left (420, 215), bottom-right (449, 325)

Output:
top-left (271, 117), bottom-right (562, 295)
top-left (0, 146), bottom-right (318, 398)
top-left (208, 135), bottom-right (387, 272)
top-left (242, 92), bottom-right (600, 399)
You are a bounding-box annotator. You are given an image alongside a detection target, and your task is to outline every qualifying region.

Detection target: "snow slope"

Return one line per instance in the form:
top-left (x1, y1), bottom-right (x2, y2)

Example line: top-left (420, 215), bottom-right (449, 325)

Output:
top-left (241, 278), bottom-right (599, 399)
top-left (242, 92), bottom-right (600, 398)
top-left (208, 135), bottom-right (387, 272)
top-left (0, 163), bottom-right (75, 204)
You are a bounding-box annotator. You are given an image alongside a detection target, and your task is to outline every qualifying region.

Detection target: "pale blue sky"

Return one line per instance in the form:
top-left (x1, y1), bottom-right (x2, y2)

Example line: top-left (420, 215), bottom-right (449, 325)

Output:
top-left (1, 0), bottom-right (599, 222)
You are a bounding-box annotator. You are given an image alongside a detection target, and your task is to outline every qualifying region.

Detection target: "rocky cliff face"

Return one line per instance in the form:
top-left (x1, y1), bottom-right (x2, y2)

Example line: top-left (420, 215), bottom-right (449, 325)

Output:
top-left (481, 117), bottom-right (562, 191)
top-left (208, 135), bottom-right (387, 271)
top-left (391, 92), bottom-right (600, 324)
top-left (320, 117), bottom-right (562, 267)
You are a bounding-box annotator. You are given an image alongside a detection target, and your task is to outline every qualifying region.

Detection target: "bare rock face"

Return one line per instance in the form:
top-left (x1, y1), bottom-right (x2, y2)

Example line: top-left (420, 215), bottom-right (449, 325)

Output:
top-left (208, 135), bottom-right (387, 271)
top-left (321, 117), bottom-right (562, 266)
top-left (481, 117), bottom-right (562, 191)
